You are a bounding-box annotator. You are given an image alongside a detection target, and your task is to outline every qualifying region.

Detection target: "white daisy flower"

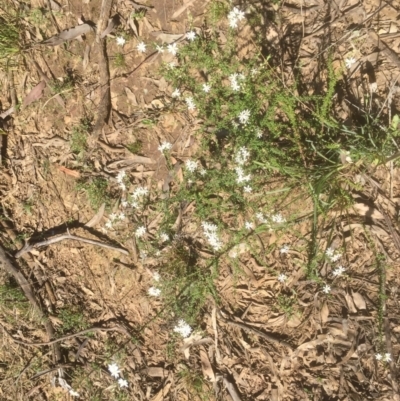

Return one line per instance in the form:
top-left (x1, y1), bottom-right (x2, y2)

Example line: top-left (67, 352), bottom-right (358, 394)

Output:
top-left (229, 73), bottom-right (241, 91)
top-left (108, 363), bottom-right (120, 378)
top-left (168, 62), bottom-right (175, 69)
top-left (271, 213), bottom-right (285, 223)
top-left (171, 88), bottom-right (181, 98)
top-left (256, 129), bottom-right (263, 138)
top-left (375, 353), bottom-right (383, 361)
top-left (280, 245), bottom-right (289, 254)
top-left (251, 68), bottom-right (259, 76)
top-left (117, 171), bottom-right (126, 183)
top-left (156, 44), bottom-right (164, 53)
top-left (384, 353), bottom-right (392, 362)
top-left (160, 232), bottom-right (169, 242)
top-left (136, 41), bottom-right (146, 53)
top-left (278, 273), bottom-right (287, 283)
top-left (325, 247), bottom-right (334, 257)
top-left (243, 185), bottom-right (252, 193)
top-left (148, 286), bottom-right (161, 297)
top-left (186, 159), bottom-right (198, 172)
top-left (173, 319), bottom-right (192, 338)
top-left (202, 83), bottom-right (211, 93)
top-left (109, 213), bottom-right (117, 221)
top-left (105, 220), bottom-right (113, 229)
top-left (245, 221), bottom-right (254, 230)
top-left (153, 272), bottom-right (160, 281)
top-left (322, 284), bottom-right (331, 294)
top-left (235, 167), bottom-right (251, 184)
top-left (345, 57), bottom-right (356, 69)
top-left (235, 147), bottom-right (250, 165)
top-left (119, 182), bottom-right (126, 191)
top-left (238, 109), bottom-right (250, 125)
top-left (69, 390), bottom-right (80, 397)
top-left (186, 31), bottom-right (196, 41)
top-left (118, 378), bottom-right (129, 388)
top-left (332, 266), bottom-right (346, 277)
top-left (167, 42), bottom-right (178, 55)
top-left (200, 168), bottom-right (207, 176)
top-left (185, 96), bottom-right (196, 110)
top-left (202, 222), bottom-right (223, 251)
top-left (331, 253), bottom-right (342, 262)
top-left (227, 6), bottom-right (245, 29)
top-left (229, 18), bottom-right (238, 28)
top-left (158, 142), bottom-right (173, 152)
top-left (116, 36), bottom-right (126, 46)
top-left (135, 225), bottom-right (146, 238)
top-left (121, 200), bottom-right (128, 208)
top-left (132, 186), bottom-right (149, 199)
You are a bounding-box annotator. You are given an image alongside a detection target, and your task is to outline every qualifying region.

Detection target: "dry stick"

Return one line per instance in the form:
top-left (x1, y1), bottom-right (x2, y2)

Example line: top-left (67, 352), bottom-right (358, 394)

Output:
top-left (223, 376), bottom-right (242, 401)
top-left (92, 0), bottom-right (113, 142)
top-left (217, 310), bottom-right (294, 350)
top-left (384, 317), bottom-right (399, 396)
top-left (0, 245), bottom-right (62, 363)
top-left (15, 233), bottom-right (129, 258)
top-left (0, 324), bottom-right (130, 347)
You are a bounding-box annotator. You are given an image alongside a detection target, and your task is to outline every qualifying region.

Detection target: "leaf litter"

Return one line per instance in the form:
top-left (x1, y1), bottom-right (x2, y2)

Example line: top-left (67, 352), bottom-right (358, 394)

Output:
top-left (0, 0), bottom-right (400, 399)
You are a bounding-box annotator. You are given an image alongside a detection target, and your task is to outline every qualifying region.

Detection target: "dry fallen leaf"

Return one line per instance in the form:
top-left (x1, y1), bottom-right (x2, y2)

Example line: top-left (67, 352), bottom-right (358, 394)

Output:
top-left (56, 165), bottom-right (81, 178)
top-left (22, 81), bottom-right (46, 107)
top-left (352, 203), bottom-right (384, 219)
top-left (41, 23), bottom-right (93, 46)
top-left (101, 15), bottom-right (119, 38)
top-left (266, 314), bottom-right (285, 327)
top-left (151, 31), bottom-right (184, 43)
top-left (199, 346), bottom-right (216, 382)
top-left (85, 203), bottom-right (105, 228)
top-left (147, 367), bottom-right (169, 378)
top-left (83, 44), bottom-right (91, 70)
top-left (125, 87), bottom-right (138, 106)
top-left (351, 292), bottom-right (366, 310)
top-left (344, 291), bottom-right (357, 314)
top-left (171, 0), bottom-right (196, 19)
top-left (320, 302), bottom-right (329, 325)
top-left (50, 0), bottom-right (61, 10)
top-left (150, 382), bottom-right (171, 401)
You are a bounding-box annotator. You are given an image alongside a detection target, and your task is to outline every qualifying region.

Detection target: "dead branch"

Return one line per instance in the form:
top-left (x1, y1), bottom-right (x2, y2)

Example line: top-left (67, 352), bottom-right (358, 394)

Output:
top-left (0, 323), bottom-right (130, 347)
top-left (15, 232), bottom-right (129, 258)
top-left (223, 376), bottom-right (242, 401)
top-left (217, 309), bottom-right (294, 350)
top-left (0, 245), bottom-right (62, 362)
top-left (92, 0), bottom-right (113, 142)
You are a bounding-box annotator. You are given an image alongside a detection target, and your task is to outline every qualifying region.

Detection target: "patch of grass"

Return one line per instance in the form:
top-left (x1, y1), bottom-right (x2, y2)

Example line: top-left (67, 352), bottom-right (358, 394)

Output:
top-left (48, 76), bottom-right (74, 95)
top-left (22, 199), bottom-right (34, 215)
top-left (70, 121), bottom-right (90, 155)
top-left (58, 307), bottom-right (89, 334)
top-left (76, 177), bottom-right (110, 210)
top-left (125, 140), bottom-right (142, 154)
top-left (178, 365), bottom-right (212, 400)
top-left (0, 280), bottom-right (27, 307)
top-left (114, 52), bottom-right (126, 68)
top-left (0, 11), bottom-right (21, 69)
top-left (276, 293), bottom-right (296, 318)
